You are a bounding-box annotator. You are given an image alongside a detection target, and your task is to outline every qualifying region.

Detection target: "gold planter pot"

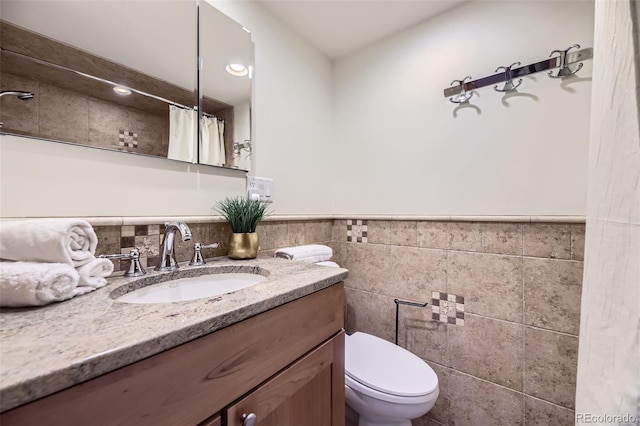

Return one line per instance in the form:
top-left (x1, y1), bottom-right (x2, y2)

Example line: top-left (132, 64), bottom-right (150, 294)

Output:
top-left (228, 232), bottom-right (259, 259)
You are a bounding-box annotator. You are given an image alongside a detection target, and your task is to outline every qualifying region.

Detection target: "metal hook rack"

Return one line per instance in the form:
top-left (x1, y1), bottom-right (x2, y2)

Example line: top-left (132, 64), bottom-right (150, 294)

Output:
top-left (494, 62), bottom-right (522, 92)
top-left (443, 45), bottom-right (592, 99)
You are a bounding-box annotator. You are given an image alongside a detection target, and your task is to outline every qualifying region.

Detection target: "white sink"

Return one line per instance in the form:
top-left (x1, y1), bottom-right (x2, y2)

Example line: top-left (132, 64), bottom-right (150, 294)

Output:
top-left (115, 272), bottom-right (268, 304)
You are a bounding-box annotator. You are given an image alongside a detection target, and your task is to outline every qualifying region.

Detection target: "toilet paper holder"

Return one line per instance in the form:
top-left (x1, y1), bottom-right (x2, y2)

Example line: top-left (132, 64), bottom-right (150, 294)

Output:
top-left (393, 298), bottom-right (429, 346)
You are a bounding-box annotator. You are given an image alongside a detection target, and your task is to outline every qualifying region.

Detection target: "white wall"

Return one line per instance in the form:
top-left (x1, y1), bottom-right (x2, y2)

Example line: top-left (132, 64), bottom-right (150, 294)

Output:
top-left (0, 0), bottom-right (334, 218)
top-left (210, 0), bottom-right (334, 216)
top-left (332, 0), bottom-right (594, 216)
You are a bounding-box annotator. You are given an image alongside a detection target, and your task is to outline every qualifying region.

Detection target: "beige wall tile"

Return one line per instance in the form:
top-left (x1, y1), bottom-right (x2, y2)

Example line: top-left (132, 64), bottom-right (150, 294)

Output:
top-left (88, 98), bottom-right (129, 150)
top-left (333, 220), bottom-right (347, 242)
top-left (367, 220), bottom-right (391, 245)
top-left (524, 328), bottom-right (578, 409)
top-left (448, 252), bottom-right (523, 322)
top-left (38, 83), bottom-right (89, 144)
top-left (417, 222), bottom-right (449, 249)
top-left (288, 221), bottom-right (308, 246)
top-left (571, 224), bottom-right (585, 261)
top-left (523, 224), bottom-right (571, 259)
top-left (257, 221), bottom-right (288, 251)
top-left (449, 314), bottom-right (524, 391)
top-left (525, 396), bottom-right (575, 426)
top-left (448, 371), bottom-right (524, 426)
top-left (94, 225), bottom-right (121, 272)
top-left (128, 109), bottom-right (166, 157)
top-left (482, 223), bottom-right (523, 255)
top-left (399, 306), bottom-right (449, 366)
top-left (412, 417), bottom-right (446, 426)
top-left (390, 221), bottom-right (417, 246)
top-left (524, 258), bottom-right (583, 334)
top-left (388, 246), bottom-right (447, 301)
top-left (327, 241), bottom-right (348, 266)
top-left (287, 220), bottom-right (332, 246)
top-left (344, 243), bottom-right (391, 294)
top-left (424, 363), bottom-right (450, 425)
top-left (1, 73), bottom-right (39, 136)
top-left (448, 222), bottom-right (482, 252)
top-left (345, 288), bottom-right (395, 342)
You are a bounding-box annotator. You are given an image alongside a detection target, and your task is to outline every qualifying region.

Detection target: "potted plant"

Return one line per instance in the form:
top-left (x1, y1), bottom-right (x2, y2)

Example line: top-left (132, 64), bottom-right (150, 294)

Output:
top-left (214, 196), bottom-right (270, 259)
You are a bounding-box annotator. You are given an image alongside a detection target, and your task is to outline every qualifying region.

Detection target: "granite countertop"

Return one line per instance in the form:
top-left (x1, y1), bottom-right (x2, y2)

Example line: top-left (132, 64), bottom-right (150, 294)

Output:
top-left (0, 257), bottom-right (348, 412)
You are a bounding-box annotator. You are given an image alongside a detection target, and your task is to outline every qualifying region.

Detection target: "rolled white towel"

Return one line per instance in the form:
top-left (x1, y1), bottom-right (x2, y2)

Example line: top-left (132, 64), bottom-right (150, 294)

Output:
top-left (315, 261), bottom-right (340, 268)
top-left (274, 244), bottom-right (333, 264)
top-left (0, 219), bottom-right (97, 267)
top-left (0, 261), bottom-right (80, 307)
top-left (77, 257), bottom-right (114, 288)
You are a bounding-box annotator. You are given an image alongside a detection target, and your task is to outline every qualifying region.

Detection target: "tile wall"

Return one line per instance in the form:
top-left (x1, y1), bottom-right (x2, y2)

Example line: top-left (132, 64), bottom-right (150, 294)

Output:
top-left (93, 217), bottom-right (583, 426)
top-left (332, 220), bottom-right (584, 426)
top-left (0, 73), bottom-right (169, 156)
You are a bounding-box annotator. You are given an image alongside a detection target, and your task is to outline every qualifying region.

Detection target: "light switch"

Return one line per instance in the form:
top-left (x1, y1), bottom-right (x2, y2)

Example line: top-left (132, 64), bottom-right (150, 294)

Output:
top-left (247, 176), bottom-right (274, 202)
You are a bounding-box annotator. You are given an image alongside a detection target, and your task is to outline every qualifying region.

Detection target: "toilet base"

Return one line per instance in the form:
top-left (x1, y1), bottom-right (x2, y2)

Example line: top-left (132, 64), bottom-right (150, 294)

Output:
top-left (358, 417), bottom-right (410, 426)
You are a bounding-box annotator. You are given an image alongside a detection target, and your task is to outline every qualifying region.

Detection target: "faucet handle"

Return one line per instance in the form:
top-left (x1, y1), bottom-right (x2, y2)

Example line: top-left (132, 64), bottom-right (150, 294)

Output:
top-left (189, 242), bottom-right (220, 266)
top-left (99, 248), bottom-right (146, 277)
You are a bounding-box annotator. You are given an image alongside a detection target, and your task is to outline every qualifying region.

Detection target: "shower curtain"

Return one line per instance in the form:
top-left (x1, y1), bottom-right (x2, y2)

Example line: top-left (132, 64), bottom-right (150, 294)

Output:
top-left (200, 115), bottom-right (225, 166)
top-left (575, 0), bottom-right (640, 422)
top-left (167, 105), bottom-right (196, 163)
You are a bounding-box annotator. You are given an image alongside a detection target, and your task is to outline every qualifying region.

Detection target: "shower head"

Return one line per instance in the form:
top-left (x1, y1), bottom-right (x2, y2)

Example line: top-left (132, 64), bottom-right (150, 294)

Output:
top-left (0, 90), bottom-right (35, 100)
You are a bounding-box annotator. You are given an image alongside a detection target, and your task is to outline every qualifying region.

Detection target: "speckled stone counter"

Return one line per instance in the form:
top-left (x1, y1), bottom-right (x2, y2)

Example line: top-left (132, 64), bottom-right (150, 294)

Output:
top-left (0, 257), bottom-right (348, 412)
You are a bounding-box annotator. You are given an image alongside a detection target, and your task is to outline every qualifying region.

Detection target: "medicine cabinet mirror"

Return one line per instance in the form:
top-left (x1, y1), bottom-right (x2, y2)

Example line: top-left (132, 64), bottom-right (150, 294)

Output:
top-left (0, 0), bottom-right (253, 171)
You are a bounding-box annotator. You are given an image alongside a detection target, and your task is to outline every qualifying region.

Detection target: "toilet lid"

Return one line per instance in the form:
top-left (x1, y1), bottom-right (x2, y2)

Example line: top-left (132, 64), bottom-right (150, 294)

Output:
top-left (345, 332), bottom-right (438, 397)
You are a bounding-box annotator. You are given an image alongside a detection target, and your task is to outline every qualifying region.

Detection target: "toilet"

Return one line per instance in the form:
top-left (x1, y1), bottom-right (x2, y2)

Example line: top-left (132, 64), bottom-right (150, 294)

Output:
top-left (344, 332), bottom-right (439, 426)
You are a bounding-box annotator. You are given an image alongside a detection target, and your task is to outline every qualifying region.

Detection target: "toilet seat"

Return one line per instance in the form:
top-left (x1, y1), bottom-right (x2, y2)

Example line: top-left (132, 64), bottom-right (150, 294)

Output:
top-left (345, 332), bottom-right (438, 401)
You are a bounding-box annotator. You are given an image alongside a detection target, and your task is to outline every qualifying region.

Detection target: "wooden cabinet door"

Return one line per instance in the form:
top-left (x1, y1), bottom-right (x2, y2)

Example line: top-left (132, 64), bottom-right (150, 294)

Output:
top-left (225, 331), bottom-right (345, 426)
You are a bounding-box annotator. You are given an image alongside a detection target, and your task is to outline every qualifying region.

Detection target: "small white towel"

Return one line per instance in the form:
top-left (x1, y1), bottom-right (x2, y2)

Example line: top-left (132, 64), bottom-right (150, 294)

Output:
top-left (274, 244), bottom-right (333, 264)
top-left (77, 257), bottom-right (114, 288)
top-left (315, 261), bottom-right (340, 268)
top-left (0, 261), bottom-right (81, 307)
top-left (0, 219), bottom-right (97, 267)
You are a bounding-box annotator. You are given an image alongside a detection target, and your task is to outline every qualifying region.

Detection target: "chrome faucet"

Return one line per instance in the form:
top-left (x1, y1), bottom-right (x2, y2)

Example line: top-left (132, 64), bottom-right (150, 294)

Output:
top-left (155, 222), bottom-right (192, 272)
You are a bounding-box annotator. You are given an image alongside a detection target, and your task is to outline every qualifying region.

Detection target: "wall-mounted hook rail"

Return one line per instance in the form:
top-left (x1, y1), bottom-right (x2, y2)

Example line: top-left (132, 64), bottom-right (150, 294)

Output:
top-left (494, 62), bottom-right (522, 92)
top-left (548, 44), bottom-right (583, 78)
top-left (449, 76), bottom-right (473, 103)
top-left (443, 46), bottom-right (592, 98)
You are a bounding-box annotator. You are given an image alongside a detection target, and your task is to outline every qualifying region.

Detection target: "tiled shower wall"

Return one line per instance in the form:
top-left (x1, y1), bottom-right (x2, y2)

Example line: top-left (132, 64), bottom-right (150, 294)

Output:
top-left (93, 217), bottom-right (583, 426)
top-left (1, 73), bottom-right (169, 157)
top-left (332, 220), bottom-right (584, 426)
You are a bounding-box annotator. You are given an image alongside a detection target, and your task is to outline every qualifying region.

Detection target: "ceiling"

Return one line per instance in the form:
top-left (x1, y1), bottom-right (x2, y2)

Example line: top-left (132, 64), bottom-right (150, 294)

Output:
top-left (257, 0), bottom-right (467, 59)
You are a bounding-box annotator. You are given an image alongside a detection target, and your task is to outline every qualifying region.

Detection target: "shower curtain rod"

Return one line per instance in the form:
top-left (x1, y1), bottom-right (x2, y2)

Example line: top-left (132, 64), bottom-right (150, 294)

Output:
top-left (0, 48), bottom-right (224, 122)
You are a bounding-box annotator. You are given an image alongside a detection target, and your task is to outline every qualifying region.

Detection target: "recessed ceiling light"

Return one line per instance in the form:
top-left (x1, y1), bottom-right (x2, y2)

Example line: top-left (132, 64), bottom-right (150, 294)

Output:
top-left (113, 86), bottom-right (132, 95)
top-left (225, 64), bottom-right (248, 77)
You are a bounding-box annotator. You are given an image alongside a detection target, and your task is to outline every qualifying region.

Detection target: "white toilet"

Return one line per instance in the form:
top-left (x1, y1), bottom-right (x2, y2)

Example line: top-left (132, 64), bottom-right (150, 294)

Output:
top-left (344, 332), bottom-right (439, 426)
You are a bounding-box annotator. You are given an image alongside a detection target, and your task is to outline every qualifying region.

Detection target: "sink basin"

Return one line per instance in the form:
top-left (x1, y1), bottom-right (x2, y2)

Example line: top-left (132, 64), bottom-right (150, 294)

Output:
top-left (111, 267), bottom-right (269, 304)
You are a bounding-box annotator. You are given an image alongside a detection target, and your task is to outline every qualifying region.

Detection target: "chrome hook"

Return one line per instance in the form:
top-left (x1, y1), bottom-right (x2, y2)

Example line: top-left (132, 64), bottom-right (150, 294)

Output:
top-left (494, 62), bottom-right (522, 92)
top-left (449, 76), bottom-right (473, 104)
top-left (548, 44), bottom-right (583, 78)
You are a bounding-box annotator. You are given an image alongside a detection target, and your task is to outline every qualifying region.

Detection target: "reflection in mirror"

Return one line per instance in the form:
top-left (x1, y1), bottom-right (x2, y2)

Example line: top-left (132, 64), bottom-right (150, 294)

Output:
top-left (0, 0), bottom-right (253, 172)
top-left (199, 0), bottom-right (253, 171)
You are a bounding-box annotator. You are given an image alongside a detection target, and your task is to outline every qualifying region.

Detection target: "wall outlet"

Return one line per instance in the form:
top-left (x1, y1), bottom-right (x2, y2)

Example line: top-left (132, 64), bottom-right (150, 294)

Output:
top-left (247, 176), bottom-right (274, 202)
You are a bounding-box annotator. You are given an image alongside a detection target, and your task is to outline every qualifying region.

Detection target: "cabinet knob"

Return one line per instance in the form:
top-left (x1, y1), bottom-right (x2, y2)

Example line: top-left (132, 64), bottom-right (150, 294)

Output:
top-left (240, 413), bottom-right (257, 426)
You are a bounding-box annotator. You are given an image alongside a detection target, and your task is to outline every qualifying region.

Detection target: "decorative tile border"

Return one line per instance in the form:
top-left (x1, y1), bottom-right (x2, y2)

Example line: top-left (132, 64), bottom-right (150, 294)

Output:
top-left (120, 224), bottom-right (161, 271)
top-left (118, 129), bottom-right (138, 150)
top-left (347, 219), bottom-right (368, 243)
top-left (432, 291), bottom-right (465, 326)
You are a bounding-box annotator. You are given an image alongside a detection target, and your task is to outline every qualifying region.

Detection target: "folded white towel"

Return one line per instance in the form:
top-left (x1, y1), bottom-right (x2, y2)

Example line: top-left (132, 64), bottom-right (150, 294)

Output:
top-left (0, 219), bottom-right (97, 267)
top-left (0, 261), bottom-right (81, 307)
top-left (77, 257), bottom-right (114, 288)
top-left (274, 244), bottom-right (333, 264)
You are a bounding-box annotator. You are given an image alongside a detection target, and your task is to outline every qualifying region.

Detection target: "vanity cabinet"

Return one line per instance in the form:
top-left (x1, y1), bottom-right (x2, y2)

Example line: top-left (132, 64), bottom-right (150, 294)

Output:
top-left (1, 284), bottom-right (345, 426)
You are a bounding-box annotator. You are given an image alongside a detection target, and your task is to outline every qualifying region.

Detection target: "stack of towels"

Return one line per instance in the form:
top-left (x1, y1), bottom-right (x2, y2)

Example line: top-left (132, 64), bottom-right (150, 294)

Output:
top-left (0, 219), bottom-right (114, 307)
top-left (274, 244), bottom-right (338, 267)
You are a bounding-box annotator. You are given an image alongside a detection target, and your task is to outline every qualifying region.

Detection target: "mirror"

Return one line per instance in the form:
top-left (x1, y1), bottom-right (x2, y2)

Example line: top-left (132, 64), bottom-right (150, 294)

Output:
top-left (0, 0), bottom-right (253, 171)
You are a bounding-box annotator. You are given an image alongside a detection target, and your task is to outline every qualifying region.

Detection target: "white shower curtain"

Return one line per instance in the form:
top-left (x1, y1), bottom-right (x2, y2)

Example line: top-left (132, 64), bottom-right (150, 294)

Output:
top-left (200, 115), bottom-right (225, 166)
top-left (575, 0), bottom-right (640, 421)
top-left (167, 105), bottom-right (196, 163)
